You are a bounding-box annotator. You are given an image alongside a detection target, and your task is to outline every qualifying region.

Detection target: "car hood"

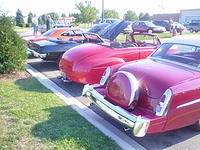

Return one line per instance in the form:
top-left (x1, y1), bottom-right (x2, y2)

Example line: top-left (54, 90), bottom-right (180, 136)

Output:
top-left (118, 58), bottom-right (200, 98)
top-left (62, 43), bottom-right (111, 63)
top-left (29, 38), bottom-right (80, 53)
top-left (98, 20), bottom-right (131, 41)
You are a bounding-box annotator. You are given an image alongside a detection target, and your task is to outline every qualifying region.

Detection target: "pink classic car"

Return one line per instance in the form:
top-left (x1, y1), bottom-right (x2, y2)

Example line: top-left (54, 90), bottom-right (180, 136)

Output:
top-left (59, 33), bottom-right (160, 84)
top-left (83, 35), bottom-right (200, 137)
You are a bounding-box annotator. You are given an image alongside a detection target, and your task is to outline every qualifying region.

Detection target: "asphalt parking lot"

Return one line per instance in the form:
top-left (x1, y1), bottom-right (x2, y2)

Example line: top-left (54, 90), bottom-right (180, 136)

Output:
top-left (27, 56), bottom-right (200, 150)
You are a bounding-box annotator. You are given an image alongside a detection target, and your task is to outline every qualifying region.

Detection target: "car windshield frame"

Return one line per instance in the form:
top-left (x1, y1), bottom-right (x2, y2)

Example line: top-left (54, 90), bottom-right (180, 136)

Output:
top-left (42, 29), bottom-right (56, 36)
top-left (150, 43), bottom-right (200, 70)
top-left (82, 32), bottom-right (104, 43)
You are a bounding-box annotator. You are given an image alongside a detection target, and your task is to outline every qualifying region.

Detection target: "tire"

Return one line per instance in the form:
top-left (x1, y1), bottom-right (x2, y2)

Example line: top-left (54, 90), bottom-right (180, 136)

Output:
top-left (191, 120), bottom-right (200, 131)
top-left (56, 53), bottom-right (63, 66)
top-left (189, 28), bottom-right (194, 33)
top-left (148, 29), bottom-right (153, 33)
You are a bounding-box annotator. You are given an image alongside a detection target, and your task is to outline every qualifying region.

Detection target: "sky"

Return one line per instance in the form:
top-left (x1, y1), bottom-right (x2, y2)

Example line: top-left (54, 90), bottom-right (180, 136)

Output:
top-left (0, 0), bottom-right (200, 18)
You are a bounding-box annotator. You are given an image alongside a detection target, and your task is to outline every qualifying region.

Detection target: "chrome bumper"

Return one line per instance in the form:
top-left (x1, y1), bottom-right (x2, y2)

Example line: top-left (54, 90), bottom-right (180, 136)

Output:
top-left (27, 48), bottom-right (47, 58)
top-left (82, 84), bottom-right (150, 137)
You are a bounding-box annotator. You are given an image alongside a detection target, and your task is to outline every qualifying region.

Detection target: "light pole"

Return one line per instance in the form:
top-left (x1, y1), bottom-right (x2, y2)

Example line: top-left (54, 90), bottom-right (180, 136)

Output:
top-left (101, 0), bottom-right (104, 23)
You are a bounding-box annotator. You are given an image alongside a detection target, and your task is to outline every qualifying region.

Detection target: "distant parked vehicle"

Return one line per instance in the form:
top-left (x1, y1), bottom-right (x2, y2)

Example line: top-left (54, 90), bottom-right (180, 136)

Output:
top-left (87, 23), bottom-right (110, 34)
top-left (187, 22), bottom-right (200, 32)
top-left (94, 18), bottom-right (120, 24)
top-left (153, 20), bottom-right (171, 31)
top-left (53, 24), bottom-right (74, 28)
top-left (132, 21), bottom-right (166, 33)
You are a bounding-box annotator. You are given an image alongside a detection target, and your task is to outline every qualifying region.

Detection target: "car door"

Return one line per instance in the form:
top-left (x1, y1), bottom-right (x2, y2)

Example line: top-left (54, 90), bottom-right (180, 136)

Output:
top-left (132, 22), bottom-right (140, 32)
top-left (110, 47), bottom-right (140, 62)
top-left (140, 22), bottom-right (148, 32)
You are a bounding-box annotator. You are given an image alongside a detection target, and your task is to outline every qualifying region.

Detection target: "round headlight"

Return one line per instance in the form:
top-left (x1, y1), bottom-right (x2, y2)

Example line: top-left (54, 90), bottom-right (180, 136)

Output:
top-left (100, 67), bottom-right (111, 85)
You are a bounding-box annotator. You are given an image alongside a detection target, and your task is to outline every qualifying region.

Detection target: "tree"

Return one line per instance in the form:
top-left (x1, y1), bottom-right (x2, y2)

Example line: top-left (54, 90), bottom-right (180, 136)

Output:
top-left (73, 1), bottom-right (98, 23)
top-left (104, 9), bottom-right (119, 19)
top-left (0, 15), bottom-right (27, 73)
top-left (139, 12), bottom-right (144, 21)
top-left (123, 10), bottom-right (138, 21)
top-left (142, 13), bottom-right (151, 21)
top-left (139, 12), bottom-right (151, 21)
top-left (27, 12), bottom-right (33, 24)
top-left (47, 12), bottom-right (59, 20)
top-left (61, 13), bottom-right (66, 18)
top-left (15, 9), bottom-right (24, 27)
top-left (38, 14), bottom-right (47, 25)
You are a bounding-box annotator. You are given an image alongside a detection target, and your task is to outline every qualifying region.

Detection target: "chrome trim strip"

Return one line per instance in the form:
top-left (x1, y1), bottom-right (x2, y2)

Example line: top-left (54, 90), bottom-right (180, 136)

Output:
top-left (177, 98), bottom-right (200, 109)
top-left (27, 48), bottom-right (47, 58)
top-left (82, 84), bottom-right (150, 137)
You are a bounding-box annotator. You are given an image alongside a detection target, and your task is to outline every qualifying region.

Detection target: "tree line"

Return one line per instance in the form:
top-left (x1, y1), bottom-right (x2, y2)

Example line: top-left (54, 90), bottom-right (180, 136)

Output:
top-left (15, 1), bottom-right (152, 27)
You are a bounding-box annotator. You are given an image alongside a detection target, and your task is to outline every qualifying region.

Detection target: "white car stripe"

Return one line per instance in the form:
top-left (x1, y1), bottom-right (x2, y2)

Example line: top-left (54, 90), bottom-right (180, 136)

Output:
top-left (176, 98), bottom-right (200, 109)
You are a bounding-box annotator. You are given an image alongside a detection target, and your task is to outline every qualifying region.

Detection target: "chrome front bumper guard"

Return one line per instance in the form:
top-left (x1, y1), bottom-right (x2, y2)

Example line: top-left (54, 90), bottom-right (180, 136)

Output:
top-left (27, 48), bottom-right (47, 58)
top-left (82, 84), bottom-right (150, 137)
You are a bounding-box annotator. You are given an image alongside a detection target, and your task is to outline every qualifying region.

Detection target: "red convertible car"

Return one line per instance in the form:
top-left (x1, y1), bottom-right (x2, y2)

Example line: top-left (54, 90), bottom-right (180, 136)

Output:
top-left (59, 33), bottom-right (161, 84)
top-left (83, 35), bottom-right (200, 137)
top-left (23, 27), bottom-right (83, 43)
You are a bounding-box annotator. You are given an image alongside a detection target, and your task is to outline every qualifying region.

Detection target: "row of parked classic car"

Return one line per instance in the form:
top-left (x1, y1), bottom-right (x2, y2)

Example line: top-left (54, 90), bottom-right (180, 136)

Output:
top-left (25, 21), bottom-right (200, 137)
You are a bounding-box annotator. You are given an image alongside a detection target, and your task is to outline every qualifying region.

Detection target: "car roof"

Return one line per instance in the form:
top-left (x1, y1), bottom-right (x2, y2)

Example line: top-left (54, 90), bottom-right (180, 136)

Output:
top-left (165, 35), bottom-right (200, 47)
top-left (53, 27), bottom-right (80, 32)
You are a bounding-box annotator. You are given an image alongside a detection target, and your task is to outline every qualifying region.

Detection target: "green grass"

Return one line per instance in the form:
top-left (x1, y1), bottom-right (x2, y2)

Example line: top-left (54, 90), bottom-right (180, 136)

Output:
top-left (155, 32), bottom-right (200, 39)
top-left (13, 26), bottom-right (27, 30)
top-left (0, 77), bottom-right (121, 150)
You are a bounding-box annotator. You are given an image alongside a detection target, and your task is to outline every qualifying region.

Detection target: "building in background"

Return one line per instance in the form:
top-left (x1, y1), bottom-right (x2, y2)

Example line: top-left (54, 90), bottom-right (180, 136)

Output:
top-left (152, 9), bottom-right (200, 24)
top-left (152, 13), bottom-right (180, 22)
top-left (179, 9), bottom-right (200, 23)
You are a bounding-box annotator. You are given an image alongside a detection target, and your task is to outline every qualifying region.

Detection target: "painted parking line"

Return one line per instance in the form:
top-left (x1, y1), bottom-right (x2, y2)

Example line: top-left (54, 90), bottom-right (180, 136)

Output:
top-left (26, 63), bottom-right (146, 150)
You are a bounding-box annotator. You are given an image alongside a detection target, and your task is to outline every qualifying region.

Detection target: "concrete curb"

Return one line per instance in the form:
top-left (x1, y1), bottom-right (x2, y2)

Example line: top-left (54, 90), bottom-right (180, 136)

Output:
top-left (26, 63), bottom-right (146, 150)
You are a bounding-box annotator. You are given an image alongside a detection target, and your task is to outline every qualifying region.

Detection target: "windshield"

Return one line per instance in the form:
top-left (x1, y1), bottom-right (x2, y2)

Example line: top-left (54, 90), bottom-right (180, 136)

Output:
top-left (152, 43), bottom-right (200, 68)
top-left (83, 32), bottom-right (104, 43)
top-left (145, 22), bottom-right (155, 27)
top-left (42, 29), bottom-right (56, 36)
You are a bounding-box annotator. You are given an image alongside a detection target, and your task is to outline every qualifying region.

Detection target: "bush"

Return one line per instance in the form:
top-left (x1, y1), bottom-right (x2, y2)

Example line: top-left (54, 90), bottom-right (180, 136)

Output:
top-left (0, 16), bottom-right (27, 73)
top-left (25, 23), bottom-right (32, 27)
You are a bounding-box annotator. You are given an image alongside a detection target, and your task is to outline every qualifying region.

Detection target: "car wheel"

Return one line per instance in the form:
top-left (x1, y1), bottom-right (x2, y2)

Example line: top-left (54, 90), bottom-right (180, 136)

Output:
top-left (192, 120), bottom-right (200, 131)
top-left (189, 28), bottom-right (194, 33)
top-left (56, 54), bottom-right (63, 66)
top-left (148, 29), bottom-right (153, 33)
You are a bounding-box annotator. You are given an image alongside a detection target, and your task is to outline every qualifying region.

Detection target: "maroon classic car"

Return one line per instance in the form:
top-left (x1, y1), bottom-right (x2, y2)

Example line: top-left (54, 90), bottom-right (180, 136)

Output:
top-left (83, 35), bottom-right (200, 137)
top-left (59, 33), bottom-right (161, 84)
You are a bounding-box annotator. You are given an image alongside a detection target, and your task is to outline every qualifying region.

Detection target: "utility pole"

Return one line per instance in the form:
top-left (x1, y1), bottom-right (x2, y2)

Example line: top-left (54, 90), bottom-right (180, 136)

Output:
top-left (101, 0), bottom-right (104, 23)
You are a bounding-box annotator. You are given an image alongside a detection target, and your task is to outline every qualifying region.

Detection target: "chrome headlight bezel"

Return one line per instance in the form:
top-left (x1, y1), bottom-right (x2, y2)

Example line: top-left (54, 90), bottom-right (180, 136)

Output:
top-left (100, 67), bottom-right (111, 85)
top-left (156, 89), bottom-right (172, 116)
